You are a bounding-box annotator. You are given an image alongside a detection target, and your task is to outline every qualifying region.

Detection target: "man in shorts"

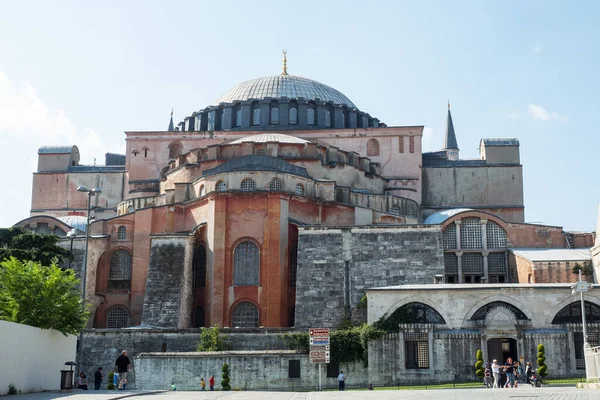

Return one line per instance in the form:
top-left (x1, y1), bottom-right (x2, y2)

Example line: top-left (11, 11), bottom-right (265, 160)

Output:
top-left (114, 350), bottom-right (131, 390)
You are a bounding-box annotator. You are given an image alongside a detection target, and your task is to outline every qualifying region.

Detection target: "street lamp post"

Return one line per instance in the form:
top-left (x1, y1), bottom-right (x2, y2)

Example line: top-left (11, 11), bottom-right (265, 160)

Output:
top-left (572, 270), bottom-right (592, 381)
top-left (76, 185), bottom-right (102, 369)
top-left (66, 228), bottom-right (77, 269)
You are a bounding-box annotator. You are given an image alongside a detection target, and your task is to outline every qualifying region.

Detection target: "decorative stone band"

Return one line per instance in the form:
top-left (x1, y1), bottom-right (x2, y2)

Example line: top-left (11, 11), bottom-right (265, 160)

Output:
top-left (434, 329), bottom-right (482, 339)
top-left (523, 328), bottom-right (568, 339)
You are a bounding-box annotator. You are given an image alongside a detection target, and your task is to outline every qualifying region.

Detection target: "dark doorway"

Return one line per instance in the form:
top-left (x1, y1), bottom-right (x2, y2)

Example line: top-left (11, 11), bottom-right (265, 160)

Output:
top-left (487, 338), bottom-right (517, 364)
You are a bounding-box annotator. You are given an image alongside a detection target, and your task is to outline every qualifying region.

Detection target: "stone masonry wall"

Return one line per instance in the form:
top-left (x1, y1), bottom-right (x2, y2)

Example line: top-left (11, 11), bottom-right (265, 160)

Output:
top-left (295, 226), bottom-right (444, 328)
top-left (141, 237), bottom-right (188, 327)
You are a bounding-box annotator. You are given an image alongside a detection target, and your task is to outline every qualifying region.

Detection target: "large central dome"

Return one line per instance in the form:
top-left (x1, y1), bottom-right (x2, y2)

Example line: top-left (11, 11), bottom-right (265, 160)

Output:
top-left (214, 75), bottom-right (357, 108)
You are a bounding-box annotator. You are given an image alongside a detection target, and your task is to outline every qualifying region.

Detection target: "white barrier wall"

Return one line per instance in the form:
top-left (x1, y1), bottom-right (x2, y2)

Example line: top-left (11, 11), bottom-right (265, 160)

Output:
top-left (0, 321), bottom-right (77, 394)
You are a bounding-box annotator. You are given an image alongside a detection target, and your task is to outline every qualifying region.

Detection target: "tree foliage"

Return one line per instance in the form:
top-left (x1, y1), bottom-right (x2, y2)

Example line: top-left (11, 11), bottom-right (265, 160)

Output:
top-left (196, 326), bottom-right (228, 351)
top-left (537, 344), bottom-right (548, 377)
top-left (0, 227), bottom-right (70, 266)
top-left (0, 257), bottom-right (88, 335)
top-left (221, 363), bottom-right (231, 391)
top-left (572, 263), bottom-right (594, 277)
top-left (475, 349), bottom-right (484, 378)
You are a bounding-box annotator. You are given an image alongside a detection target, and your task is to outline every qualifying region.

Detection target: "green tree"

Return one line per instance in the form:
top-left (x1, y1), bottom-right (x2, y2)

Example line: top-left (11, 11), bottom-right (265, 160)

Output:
top-left (221, 363), bottom-right (231, 391)
top-left (0, 227), bottom-right (70, 266)
top-left (537, 344), bottom-right (548, 378)
top-left (0, 257), bottom-right (88, 335)
top-left (474, 349), bottom-right (484, 378)
top-left (196, 326), bottom-right (228, 351)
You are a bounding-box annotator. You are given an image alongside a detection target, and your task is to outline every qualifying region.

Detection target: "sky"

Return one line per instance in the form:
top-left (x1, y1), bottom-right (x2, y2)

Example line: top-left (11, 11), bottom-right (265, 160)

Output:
top-left (0, 0), bottom-right (599, 231)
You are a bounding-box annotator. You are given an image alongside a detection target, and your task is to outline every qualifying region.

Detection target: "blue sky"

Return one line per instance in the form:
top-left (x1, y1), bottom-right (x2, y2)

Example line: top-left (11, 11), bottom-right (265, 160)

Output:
top-left (0, 0), bottom-right (598, 231)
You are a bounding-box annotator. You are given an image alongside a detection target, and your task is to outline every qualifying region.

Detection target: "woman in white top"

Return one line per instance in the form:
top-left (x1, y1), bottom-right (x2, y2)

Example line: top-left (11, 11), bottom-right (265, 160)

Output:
top-left (491, 359), bottom-right (500, 388)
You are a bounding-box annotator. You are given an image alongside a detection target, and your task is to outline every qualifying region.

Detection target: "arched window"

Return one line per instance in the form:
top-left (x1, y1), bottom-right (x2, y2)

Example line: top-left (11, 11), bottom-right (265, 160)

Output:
top-left (270, 107), bottom-right (279, 125)
top-left (202, 152), bottom-right (209, 160)
top-left (290, 243), bottom-right (298, 287)
top-left (168, 142), bottom-right (182, 159)
top-left (109, 250), bottom-right (132, 291)
top-left (193, 306), bottom-right (205, 328)
top-left (486, 221), bottom-right (507, 249)
top-left (193, 244), bottom-right (207, 289)
top-left (231, 301), bottom-right (259, 328)
top-left (325, 110), bottom-right (331, 127)
top-left (307, 108), bottom-right (315, 125)
top-left (220, 110), bottom-right (226, 128)
top-left (470, 301), bottom-right (529, 321)
top-left (107, 306), bottom-right (129, 329)
top-left (377, 302), bottom-right (446, 331)
top-left (390, 205), bottom-right (401, 216)
top-left (117, 226), bottom-right (126, 240)
top-left (341, 112), bottom-right (345, 128)
top-left (127, 205), bottom-right (135, 214)
top-left (442, 224), bottom-right (457, 249)
top-left (241, 178), bottom-right (255, 192)
top-left (233, 241), bottom-right (259, 286)
top-left (270, 178), bottom-right (282, 191)
top-left (289, 107), bottom-right (298, 124)
top-left (295, 184), bottom-right (305, 196)
top-left (367, 138), bottom-right (380, 156)
top-left (252, 108), bottom-right (260, 126)
top-left (216, 181), bottom-right (227, 191)
top-left (143, 147), bottom-right (149, 158)
top-left (235, 109), bottom-right (242, 127)
top-left (552, 301), bottom-right (600, 324)
top-left (256, 149), bottom-right (265, 155)
top-left (460, 218), bottom-right (483, 249)
top-left (199, 185), bottom-right (206, 196)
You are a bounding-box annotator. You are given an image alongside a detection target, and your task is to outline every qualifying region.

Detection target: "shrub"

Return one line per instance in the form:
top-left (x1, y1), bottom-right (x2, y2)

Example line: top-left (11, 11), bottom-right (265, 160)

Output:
top-left (475, 350), bottom-right (484, 378)
top-left (7, 384), bottom-right (17, 395)
top-left (537, 344), bottom-right (548, 377)
top-left (221, 363), bottom-right (231, 391)
top-left (107, 372), bottom-right (116, 390)
top-left (197, 326), bottom-right (228, 352)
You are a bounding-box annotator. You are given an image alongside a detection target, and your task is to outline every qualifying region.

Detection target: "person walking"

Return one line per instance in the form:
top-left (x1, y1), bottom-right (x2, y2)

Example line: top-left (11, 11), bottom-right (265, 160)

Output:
top-left (525, 361), bottom-right (533, 384)
top-left (337, 371), bottom-right (346, 391)
top-left (491, 359), bottom-right (500, 388)
top-left (94, 367), bottom-right (104, 390)
top-left (504, 357), bottom-right (516, 388)
top-left (200, 378), bottom-right (206, 391)
top-left (483, 362), bottom-right (493, 388)
top-left (114, 350), bottom-right (132, 390)
top-left (209, 375), bottom-right (215, 391)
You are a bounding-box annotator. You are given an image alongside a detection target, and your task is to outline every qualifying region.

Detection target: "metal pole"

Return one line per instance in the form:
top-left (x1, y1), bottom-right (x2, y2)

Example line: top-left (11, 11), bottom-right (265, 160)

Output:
top-left (580, 270), bottom-right (588, 344)
top-left (68, 235), bottom-right (74, 269)
top-left (318, 363), bottom-right (322, 391)
top-left (77, 192), bottom-right (92, 368)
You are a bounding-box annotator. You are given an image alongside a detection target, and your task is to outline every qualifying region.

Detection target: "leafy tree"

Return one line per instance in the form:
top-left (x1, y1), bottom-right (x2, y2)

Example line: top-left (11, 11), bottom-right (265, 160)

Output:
top-left (0, 257), bottom-right (88, 335)
top-left (196, 326), bottom-right (228, 351)
top-left (572, 263), bottom-right (594, 277)
top-left (221, 363), bottom-right (231, 391)
top-left (0, 227), bottom-right (70, 266)
top-left (537, 344), bottom-right (548, 378)
top-left (474, 349), bottom-right (484, 378)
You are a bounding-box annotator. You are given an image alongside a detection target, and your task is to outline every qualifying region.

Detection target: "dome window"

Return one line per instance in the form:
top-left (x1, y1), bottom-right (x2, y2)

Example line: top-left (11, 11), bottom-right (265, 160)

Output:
top-left (289, 107), bottom-right (298, 125)
top-left (117, 226), bottom-right (126, 240)
top-left (295, 183), bottom-right (305, 196)
top-left (216, 181), bottom-right (227, 192)
top-left (199, 185), bottom-right (206, 196)
top-left (270, 178), bottom-right (282, 191)
top-left (270, 107), bottom-right (279, 125)
top-left (325, 110), bottom-right (331, 127)
top-left (236, 109), bottom-right (242, 127)
top-left (241, 178), bottom-right (256, 192)
top-left (252, 108), bottom-right (261, 126)
top-left (307, 108), bottom-right (315, 125)
top-left (341, 112), bottom-right (345, 129)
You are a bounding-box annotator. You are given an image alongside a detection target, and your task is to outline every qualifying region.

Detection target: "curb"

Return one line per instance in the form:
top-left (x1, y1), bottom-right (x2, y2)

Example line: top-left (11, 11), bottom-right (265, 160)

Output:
top-left (109, 390), bottom-right (167, 399)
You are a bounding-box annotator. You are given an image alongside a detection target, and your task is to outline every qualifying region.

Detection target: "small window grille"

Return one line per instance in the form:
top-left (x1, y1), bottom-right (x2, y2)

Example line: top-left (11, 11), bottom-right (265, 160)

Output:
top-left (107, 307), bottom-right (129, 329)
top-left (289, 107), bottom-right (298, 124)
top-left (488, 252), bottom-right (507, 274)
top-left (252, 108), bottom-right (260, 125)
top-left (307, 108), bottom-right (315, 125)
top-left (575, 332), bottom-right (599, 369)
top-left (290, 244), bottom-right (298, 287)
top-left (295, 184), bottom-right (305, 196)
top-left (462, 252), bottom-right (484, 275)
top-left (390, 205), bottom-right (401, 216)
top-left (444, 253), bottom-right (458, 274)
top-left (486, 221), bottom-right (507, 249)
top-left (325, 110), bottom-right (331, 127)
top-left (405, 332), bottom-right (429, 369)
top-left (117, 226), bottom-right (126, 240)
top-left (233, 241), bottom-right (259, 286)
top-left (270, 107), bottom-right (279, 124)
top-left (409, 136), bottom-right (415, 153)
top-left (216, 181), bottom-right (227, 191)
top-left (442, 224), bottom-right (457, 249)
top-left (235, 109), bottom-right (242, 127)
top-left (399, 136), bottom-right (405, 153)
top-left (109, 250), bottom-right (132, 291)
top-left (241, 178), bottom-right (256, 192)
top-left (270, 178), bottom-right (282, 191)
top-left (460, 218), bottom-right (483, 249)
top-left (231, 301), bottom-right (259, 328)
top-left (256, 149), bottom-right (265, 155)
top-left (288, 360), bottom-right (301, 378)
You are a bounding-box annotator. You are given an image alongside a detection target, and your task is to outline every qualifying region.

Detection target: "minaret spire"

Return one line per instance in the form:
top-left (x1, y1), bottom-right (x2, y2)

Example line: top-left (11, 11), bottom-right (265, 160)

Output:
top-left (444, 101), bottom-right (459, 160)
top-left (168, 109), bottom-right (175, 132)
top-left (281, 50), bottom-right (288, 76)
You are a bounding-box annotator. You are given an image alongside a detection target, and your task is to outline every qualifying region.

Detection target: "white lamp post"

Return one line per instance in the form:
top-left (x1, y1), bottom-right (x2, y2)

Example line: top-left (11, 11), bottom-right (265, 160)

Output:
top-left (572, 270), bottom-right (593, 381)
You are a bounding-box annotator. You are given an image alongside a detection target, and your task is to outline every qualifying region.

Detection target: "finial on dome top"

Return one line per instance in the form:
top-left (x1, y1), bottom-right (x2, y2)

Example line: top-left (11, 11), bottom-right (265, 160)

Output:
top-left (281, 50), bottom-right (288, 76)
top-left (171, 108), bottom-right (174, 116)
top-left (448, 100), bottom-right (450, 110)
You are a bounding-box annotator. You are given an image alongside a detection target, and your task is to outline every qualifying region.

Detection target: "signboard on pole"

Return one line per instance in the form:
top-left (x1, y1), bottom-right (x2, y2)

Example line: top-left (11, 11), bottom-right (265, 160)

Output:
top-left (309, 328), bottom-right (330, 364)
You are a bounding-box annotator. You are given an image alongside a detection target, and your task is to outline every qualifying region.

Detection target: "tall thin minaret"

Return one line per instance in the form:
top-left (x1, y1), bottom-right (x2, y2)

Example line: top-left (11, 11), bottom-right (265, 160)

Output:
top-left (444, 101), bottom-right (459, 160)
top-left (168, 109), bottom-right (175, 132)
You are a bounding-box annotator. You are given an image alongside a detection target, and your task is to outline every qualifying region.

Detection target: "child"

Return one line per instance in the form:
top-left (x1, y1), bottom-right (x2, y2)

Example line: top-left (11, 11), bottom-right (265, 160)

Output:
top-left (200, 378), bottom-right (206, 391)
top-left (170, 383), bottom-right (177, 391)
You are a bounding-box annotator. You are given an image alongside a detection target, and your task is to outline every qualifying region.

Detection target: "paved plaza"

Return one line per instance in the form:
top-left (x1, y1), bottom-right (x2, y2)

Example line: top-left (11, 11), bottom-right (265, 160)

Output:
top-left (10, 387), bottom-right (600, 400)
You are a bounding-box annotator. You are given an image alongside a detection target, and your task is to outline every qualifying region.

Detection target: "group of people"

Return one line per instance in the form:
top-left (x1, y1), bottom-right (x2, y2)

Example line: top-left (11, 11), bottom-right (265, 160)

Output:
top-left (483, 357), bottom-right (533, 388)
top-left (75, 349), bottom-right (132, 391)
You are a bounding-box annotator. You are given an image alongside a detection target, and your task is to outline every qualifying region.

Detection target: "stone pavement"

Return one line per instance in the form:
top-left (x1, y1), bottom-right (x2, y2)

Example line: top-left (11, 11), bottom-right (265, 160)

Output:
top-left (10, 387), bottom-right (600, 400)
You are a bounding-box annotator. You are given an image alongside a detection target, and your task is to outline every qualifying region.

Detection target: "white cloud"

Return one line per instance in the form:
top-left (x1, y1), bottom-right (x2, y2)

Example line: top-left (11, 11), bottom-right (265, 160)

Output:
top-left (422, 127), bottom-right (435, 152)
top-left (533, 45), bottom-right (542, 53)
top-left (527, 104), bottom-right (569, 122)
top-left (0, 69), bottom-right (113, 227)
top-left (508, 111), bottom-right (520, 121)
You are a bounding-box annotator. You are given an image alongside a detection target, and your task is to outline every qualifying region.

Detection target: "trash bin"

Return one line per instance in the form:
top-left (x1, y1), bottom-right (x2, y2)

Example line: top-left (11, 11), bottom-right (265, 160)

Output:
top-left (60, 361), bottom-right (78, 390)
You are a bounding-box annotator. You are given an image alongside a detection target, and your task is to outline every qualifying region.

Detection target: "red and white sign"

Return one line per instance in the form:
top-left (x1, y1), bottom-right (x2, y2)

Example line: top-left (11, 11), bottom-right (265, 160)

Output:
top-left (309, 328), bottom-right (330, 337)
top-left (309, 328), bottom-right (330, 363)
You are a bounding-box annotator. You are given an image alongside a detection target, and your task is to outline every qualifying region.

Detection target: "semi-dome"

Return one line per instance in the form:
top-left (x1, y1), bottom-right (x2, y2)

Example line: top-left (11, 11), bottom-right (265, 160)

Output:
top-left (230, 133), bottom-right (308, 144)
top-left (215, 75), bottom-right (357, 108)
top-left (58, 215), bottom-right (88, 232)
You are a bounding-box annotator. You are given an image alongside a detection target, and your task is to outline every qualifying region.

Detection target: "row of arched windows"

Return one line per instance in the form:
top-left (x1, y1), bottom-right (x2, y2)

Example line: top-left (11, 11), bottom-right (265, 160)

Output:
top-left (214, 178), bottom-right (305, 196)
top-left (241, 107), bottom-right (320, 127)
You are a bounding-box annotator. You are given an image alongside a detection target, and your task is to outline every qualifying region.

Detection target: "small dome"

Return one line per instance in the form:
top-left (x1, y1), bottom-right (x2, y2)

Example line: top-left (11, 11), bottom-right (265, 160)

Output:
top-left (229, 133), bottom-right (308, 145)
top-left (58, 216), bottom-right (87, 232)
top-left (215, 75), bottom-right (356, 108)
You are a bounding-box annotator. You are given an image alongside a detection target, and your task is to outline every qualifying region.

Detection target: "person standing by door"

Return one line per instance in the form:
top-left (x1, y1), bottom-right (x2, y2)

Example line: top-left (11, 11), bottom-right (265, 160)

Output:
top-left (491, 359), bottom-right (500, 388)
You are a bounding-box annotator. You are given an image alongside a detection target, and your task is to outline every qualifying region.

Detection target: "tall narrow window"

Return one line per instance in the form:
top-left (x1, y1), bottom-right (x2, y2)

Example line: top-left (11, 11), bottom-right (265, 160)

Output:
top-left (399, 136), bottom-right (405, 153)
top-left (270, 107), bottom-right (279, 125)
top-left (295, 184), bottom-right (305, 196)
top-left (270, 178), bottom-right (282, 191)
top-left (231, 301), bottom-right (259, 328)
top-left (241, 178), bottom-right (255, 192)
top-left (169, 142), bottom-right (182, 159)
top-left (194, 306), bottom-right (205, 328)
top-left (109, 250), bottom-right (132, 291)
top-left (340, 112), bottom-right (345, 128)
top-left (290, 244), bottom-right (298, 287)
top-left (200, 185), bottom-right (206, 196)
top-left (193, 244), bottom-right (207, 288)
top-left (107, 307), bottom-right (129, 329)
top-left (253, 108), bottom-right (260, 126)
top-left (117, 226), bottom-right (126, 240)
top-left (409, 136), bottom-right (415, 153)
top-left (367, 138), bottom-right (380, 156)
top-left (233, 241), bottom-right (259, 286)
top-left (405, 332), bottom-right (430, 369)
top-left (236, 109), bottom-right (242, 127)
top-left (289, 107), bottom-right (298, 124)
top-left (325, 110), bottom-right (331, 127)
top-left (307, 108), bottom-right (315, 125)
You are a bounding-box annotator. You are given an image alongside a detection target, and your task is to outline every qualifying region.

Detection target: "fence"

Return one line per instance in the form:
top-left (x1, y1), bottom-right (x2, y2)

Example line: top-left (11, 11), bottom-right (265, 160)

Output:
top-left (0, 321), bottom-right (77, 395)
top-left (585, 344), bottom-right (600, 382)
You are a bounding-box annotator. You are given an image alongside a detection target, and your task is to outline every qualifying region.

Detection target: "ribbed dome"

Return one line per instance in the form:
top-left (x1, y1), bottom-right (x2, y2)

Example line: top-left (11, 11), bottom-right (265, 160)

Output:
top-left (230, 133), bottom-right (308, 144)
top-left (215, 75), bottom-right (357, 108)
